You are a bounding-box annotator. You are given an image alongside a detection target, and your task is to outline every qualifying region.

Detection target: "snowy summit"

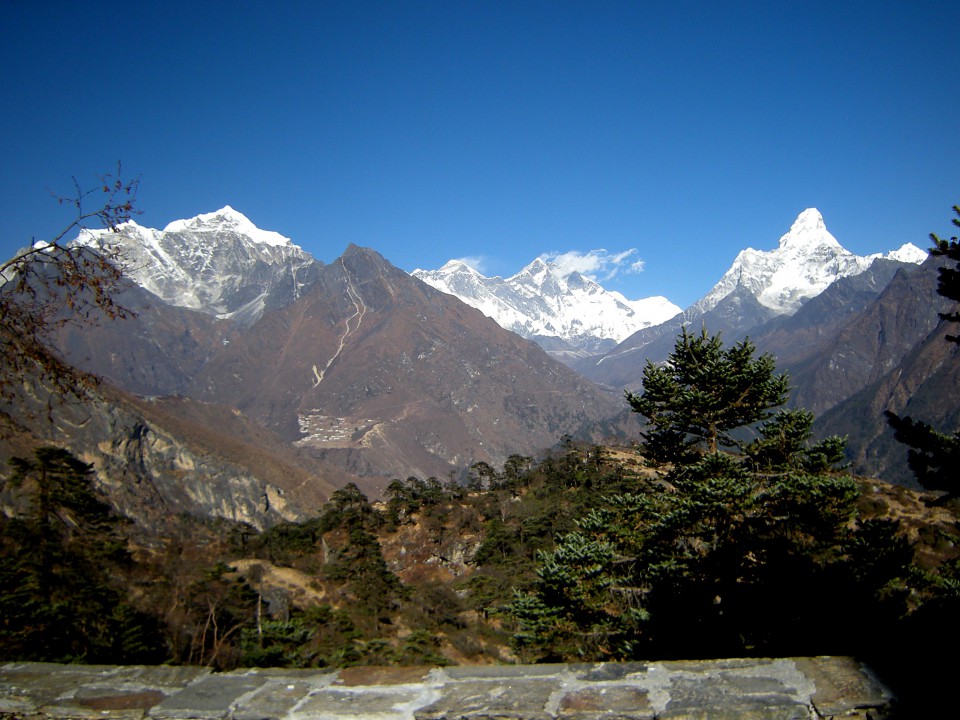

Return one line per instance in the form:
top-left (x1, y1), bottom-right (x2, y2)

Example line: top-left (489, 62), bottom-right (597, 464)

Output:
top-left (413, 257), bottom-right (681, 358)
top-left (73, 207), bottom-right (317, 326)
top-left (692, 208), bottom-right (926, 316)
top-left (162, 206), bottom-right (297, 249)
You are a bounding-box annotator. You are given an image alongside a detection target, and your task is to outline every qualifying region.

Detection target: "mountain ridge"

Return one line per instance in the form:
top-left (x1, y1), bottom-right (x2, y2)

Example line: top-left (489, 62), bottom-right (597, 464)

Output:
top-left (47, 204), bottom-right (946, 489)
top-left (691, 208), bottom-right (925, 316)
top-left (413, 256), bottom-right (680, 360)
top-left (576, 209), bottom-right (926, 389)
top-left (74, 206), bottom-right (322, 327)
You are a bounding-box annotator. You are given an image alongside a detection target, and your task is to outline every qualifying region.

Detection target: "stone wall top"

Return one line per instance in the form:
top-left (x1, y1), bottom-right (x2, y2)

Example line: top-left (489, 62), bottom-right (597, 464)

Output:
top-left (0, 656), bottom-right (893, 719)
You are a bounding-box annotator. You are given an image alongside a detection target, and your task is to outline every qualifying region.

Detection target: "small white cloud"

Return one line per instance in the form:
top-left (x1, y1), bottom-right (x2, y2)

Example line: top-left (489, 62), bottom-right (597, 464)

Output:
top-left (539, 248), bottom-right (645, 282)
top-left (455, 255), bottom-right (487, 273)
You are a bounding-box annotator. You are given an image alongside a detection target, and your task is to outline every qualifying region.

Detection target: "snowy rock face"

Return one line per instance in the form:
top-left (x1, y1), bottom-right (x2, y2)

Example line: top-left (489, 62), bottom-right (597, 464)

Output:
top-left (691, 208), bottom-right (926, 316)
top-left (74, 206), bottom-right (321, 326)
top-left (412, 258), bottom-right (681, 356)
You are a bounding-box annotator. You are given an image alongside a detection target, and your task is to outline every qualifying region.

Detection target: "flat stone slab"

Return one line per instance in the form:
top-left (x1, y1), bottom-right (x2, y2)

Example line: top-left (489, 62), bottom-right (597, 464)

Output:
top-left (0, 657), bottom-right (894, 720)
top-left (415, 678), bottom-right (560, 720)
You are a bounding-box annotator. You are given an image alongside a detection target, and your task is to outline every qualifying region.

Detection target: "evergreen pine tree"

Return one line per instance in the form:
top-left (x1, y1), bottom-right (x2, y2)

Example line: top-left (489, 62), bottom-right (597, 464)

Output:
top-left (626, 327), bottom-right (789, 462)
top-left (510, 331), bottom-right (908, 661)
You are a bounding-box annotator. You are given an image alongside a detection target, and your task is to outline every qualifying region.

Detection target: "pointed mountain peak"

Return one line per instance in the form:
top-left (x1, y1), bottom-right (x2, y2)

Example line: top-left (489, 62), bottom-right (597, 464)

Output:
top-left (340, 244), bottom-right (393, 272)
top-left (777, 208), bottom-right (839, 250)
top-left (884, 242), bottom-right (928, 264)
top-left (693, 208), bottom-right (924, 317)
top-left (511, 257), bottom-right (554, 282)
top-left (791, 207), bottom-right (825, 231)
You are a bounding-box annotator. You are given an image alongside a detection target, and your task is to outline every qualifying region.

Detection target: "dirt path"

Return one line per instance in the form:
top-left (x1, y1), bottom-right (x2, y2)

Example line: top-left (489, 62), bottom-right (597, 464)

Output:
top-left (230, 558), bottom-right (326, 608)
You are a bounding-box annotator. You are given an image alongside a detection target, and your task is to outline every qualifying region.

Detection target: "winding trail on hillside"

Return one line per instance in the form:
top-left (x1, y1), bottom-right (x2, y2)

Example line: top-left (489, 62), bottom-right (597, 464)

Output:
top-left (312, 260), bottom-right (367, 388)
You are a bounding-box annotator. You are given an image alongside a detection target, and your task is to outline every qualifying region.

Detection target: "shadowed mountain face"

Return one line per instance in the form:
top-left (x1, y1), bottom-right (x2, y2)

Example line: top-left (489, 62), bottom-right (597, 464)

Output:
top-left (761, 259), bottom-right (947, 416)
top-left (810, 261), bottom-right (960, 484)
top-left (571, 254), bottom-right (956, 484)
top-left (50, 279), bottom-right (234, 397)
top-left (187, 245), bottom-right (627, 480)
top-left (695, 257), bottom-right (959, 484)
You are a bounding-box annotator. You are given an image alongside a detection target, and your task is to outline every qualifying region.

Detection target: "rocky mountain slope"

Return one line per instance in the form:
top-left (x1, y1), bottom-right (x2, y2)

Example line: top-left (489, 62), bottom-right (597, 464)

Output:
top-left (759, 258), bottom-right (946, 416)
top-left (50, 278), bottom-right (234, 396)
top-left (187, 245), bottom-right (628, 481)
top-left (0, 365), bottom-right (341, 532)
top-left (42, 209), bottom-right (634, 490)
top-left (413, 257), bottom-right (680, 360)
top-left (811, 258), bottom-right (960, 484)
top-left (10, 203), bottom-right (948, 498)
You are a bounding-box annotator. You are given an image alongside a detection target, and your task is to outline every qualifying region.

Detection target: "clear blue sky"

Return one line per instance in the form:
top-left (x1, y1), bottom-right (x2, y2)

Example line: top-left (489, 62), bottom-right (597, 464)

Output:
top-left (2, 0), bottom-right (958, 308)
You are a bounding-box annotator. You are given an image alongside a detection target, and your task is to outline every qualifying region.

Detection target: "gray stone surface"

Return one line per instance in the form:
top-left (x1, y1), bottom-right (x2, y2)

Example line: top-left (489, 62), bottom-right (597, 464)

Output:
top-left (150, 673), bottom-right (269, 719)
top-left (0, 657), bottom-right (894, 719)
top-left (415, 678), bottom-right (560, 719)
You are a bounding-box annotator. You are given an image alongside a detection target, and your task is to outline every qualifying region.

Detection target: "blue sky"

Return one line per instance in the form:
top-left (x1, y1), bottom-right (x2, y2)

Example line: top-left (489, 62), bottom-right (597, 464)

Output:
top-left (2, 1), bottom-right (958, 308)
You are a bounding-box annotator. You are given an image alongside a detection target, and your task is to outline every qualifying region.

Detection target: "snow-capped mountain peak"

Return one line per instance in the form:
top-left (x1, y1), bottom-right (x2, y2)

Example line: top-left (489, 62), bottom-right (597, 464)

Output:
top-left (73, 208), bottom-right (319, 326)
top-left (874, 242), bottom-right (928, 264)
top-left (439, 258), bottom-right (483, 275)
top-left (777, 208), bottom-right (840, 250)
top-left (162, 206), bottom-right (297, 249)
top-left (692, 208), bottom-right (925, 317)
top-left (413, 257), bottom-right (681, 358)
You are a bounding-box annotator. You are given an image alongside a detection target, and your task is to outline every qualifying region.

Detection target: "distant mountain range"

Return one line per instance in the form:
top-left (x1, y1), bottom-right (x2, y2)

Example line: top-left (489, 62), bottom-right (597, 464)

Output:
top-left (412, 258), bottom-right (680, 360)
top-left (18, 210), bottom-right (630, 530)
top-left (415, 209), bottom-right (925, 367)
top-left (571, 209), bottom-right (926, 387)
top-left (1, 203), bottom-right (954, 532)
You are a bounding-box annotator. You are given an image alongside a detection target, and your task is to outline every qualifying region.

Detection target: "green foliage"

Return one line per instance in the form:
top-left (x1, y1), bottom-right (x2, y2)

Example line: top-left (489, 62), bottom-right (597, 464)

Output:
top-left (384, 476), bottom-right (446, 526)
top-left (395, 629), bottom-right (449, 666)
top-left (239, 619), bottom-right (315, 668)
top-left (0, 447), bottom-right (164, 663)
top-left (509, 451), bottom-right (911, 660)
top-left (626, 328), bottom-right (789, 462)
top-left (510, 332), bottom-right (915, 662)
top-left (745, 409), bottom-right (847, 473)
top-left (251, 519), bottom-right (324, 566)
top-left (317, 486), bottom-right (406, 636)
top-left (319, 482), bottom-right (383, 532)
top-left (176, 561), bottom-right (259, 668)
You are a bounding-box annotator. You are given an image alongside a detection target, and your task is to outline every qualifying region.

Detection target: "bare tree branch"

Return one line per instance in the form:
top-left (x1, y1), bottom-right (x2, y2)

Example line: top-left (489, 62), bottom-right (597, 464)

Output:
top-left (0, 164), bottom-right (140, 404)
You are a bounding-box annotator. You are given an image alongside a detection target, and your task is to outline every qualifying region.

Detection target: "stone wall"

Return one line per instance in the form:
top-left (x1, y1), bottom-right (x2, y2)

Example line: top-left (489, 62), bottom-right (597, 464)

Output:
top-left (0, 657), bottom-right (893, 719)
